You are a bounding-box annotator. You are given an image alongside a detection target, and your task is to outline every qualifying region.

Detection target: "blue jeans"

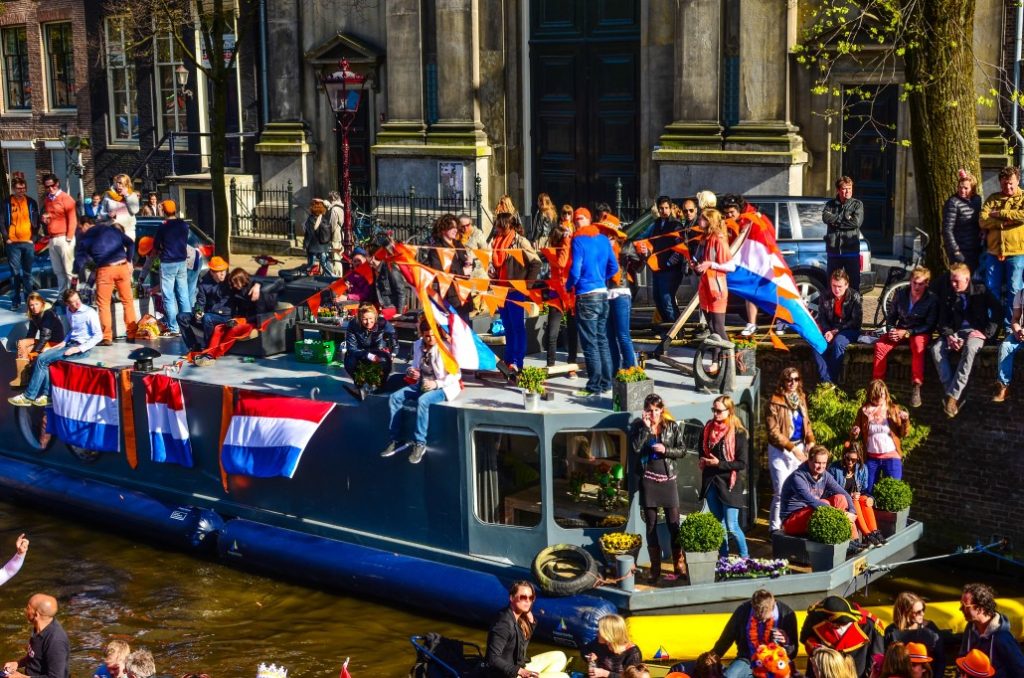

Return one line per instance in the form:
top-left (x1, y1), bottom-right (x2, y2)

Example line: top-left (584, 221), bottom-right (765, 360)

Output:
top-left (608, 293), bottom-right (637, 375)
top-left (865, 457), bottom-right (902, 493)
top-left (187, 265), bottom-right (200, 306)
top-left (178, 311), bottom-right (231, 351)
top-left (997, 333), bottom-right (1024, 385)
top-left (499, 291), bottom-right (528, 370)
top-left (160, 260), bottom-right (192, 332)
top-left (388, 384), bottom-right (447, 444)
top-left (827, 253), bottom-right (861, 292)
top-left (575, 292), bottom-right (613, 393)
top-left (307, 251), bottom-right (330, 273)
top-left (724, 659), bottom-right (753, 678)
top-left (652, 268), bottom-right (683, 323)
top-left (5, 241), bottom-right (34, 305)
top-left (705, 485), bottom-right (749, 558)
top-left (980, 252), bottom-right (1024, 328)
top-left (814, 329), bottom-right (860, 383)
top-left (25, 345), bottom-right (92, 400)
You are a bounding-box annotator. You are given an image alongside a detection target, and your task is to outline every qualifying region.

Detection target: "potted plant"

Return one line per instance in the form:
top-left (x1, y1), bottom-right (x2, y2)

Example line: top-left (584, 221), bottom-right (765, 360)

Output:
top-left (678, 511), bottom-right (726, 584)
top-left (872, 477), bottom-right (913, 537)
top-left (598, 531), bottom-right (642, 567)
top-left (805, 505), bottom-right (853, 571)
top-left (730, 335), bottom-right (757, 376)
top-left (517, 366), bottom-right (547, 411)
top-left (612, 366), bottom-right (654, 413)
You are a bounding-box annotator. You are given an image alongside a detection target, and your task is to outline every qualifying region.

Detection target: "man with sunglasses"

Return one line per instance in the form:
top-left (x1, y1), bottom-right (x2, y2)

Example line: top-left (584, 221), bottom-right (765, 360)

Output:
top-left (873, 265), bottom-right (938, 407)
top-left (958, 583), bottom-right (1024, 678)
top-left (3, 594), bottom-right (69, 678)
top-left (1, 178), bottom-right (39, 311)
top-left (635, 196), bottom-right (685, 323)
top-left (39, 173), bottom-right (78, 292)
top-left (779, 445), bottom-right (865, 554)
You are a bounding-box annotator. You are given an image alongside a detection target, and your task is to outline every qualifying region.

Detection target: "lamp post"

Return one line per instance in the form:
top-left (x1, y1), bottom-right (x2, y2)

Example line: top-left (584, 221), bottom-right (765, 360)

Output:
top-left (318, 58), bottom-right (366, 257)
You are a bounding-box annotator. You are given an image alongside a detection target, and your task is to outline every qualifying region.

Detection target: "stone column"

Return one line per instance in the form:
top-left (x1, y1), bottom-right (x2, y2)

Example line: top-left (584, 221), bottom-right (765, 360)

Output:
top-left (659, 0), bottom-right (724, 147)
top-left (430, 0), bottom-right (487, 144)
top-left (974, 0), bottom-right (1009, 169)
top-left (377, 0), bottom-right (427, 143)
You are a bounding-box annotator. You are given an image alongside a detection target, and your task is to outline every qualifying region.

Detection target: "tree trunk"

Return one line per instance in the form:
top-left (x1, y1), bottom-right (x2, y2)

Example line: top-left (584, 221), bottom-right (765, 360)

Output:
top-left (210, 79), bottom-right (230, 258)
top-left (905, 0), bottom-right (980, 274)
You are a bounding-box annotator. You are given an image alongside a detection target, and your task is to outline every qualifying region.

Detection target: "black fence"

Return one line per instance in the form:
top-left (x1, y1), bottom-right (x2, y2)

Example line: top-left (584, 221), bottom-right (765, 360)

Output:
top-left (230, 179), bottom-right (296, 239)
top-left (352, 175), bottom-right (484, 244)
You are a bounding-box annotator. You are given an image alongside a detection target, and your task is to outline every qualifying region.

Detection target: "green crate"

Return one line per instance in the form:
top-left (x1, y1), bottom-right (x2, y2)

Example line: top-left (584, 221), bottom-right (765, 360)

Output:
top-left (294, 339), bottom-right (336, 363)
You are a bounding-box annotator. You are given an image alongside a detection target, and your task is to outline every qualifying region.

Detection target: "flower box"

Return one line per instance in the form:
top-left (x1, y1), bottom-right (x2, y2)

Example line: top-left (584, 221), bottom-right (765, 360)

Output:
top-left (876, 508), bottom-right (909, 538)
top-left (806, 540), bottom-right (849, 572)
top-left (612, 378), bottom-right (654, 413)
top-left (716, 556), bottom-right (790, 580)
top-left (684, 550), bottom-right (718, 584)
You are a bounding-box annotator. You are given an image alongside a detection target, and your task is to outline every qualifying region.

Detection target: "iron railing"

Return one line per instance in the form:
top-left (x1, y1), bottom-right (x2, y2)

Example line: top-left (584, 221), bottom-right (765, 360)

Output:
top-left (351, 174), bottom-right (484, 244)
top-left (231, 179), bottom-right (296, 239)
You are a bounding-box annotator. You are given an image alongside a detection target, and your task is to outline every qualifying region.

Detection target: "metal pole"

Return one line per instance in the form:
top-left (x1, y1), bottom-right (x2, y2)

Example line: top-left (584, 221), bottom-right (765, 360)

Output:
top-left (475, 173), bottom-right (483, 230)
top-left (230, 178), bottom-right (238, 236)
top-left (342, 113), bottom-right (354, 255)
top-left (287, 179), bottom-right (296, 241)
top-left (615, 177), bottom-right (623, 217)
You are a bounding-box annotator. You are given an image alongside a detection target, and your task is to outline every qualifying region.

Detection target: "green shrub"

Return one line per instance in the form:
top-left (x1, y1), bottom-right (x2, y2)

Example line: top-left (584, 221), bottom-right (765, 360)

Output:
top-left (807, 505), bottom-right (852, 545)
top-left (678, 511), bottom-right (726, 553)
top-left (872, 477), bottom-right (914, 512)
top-left (517, 366), bottom-right (547, 395)
top-left (807, 385), bottom-right (931, 459)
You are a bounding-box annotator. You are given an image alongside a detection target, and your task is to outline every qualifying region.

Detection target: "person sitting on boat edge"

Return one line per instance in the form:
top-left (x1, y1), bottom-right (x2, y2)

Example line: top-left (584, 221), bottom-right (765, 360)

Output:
top-left (9, 288), bottom-right (102, 408)
top-left (883, 593), bottom-right (944, 678)
top-left (581, 613), bottom-right (642, 677)
top-left (178, 256), bottom-right (233, 353)
top-left (958, 582), bottom-right (1024, 678)
top-left (711, 589), bottom-right (798, 678)
top-left (484, 580), bottom-right (568, 678)
top-left (778, 445), bottom-right (865, 554)
top-left (801, 595), bottom-right (884, 678)
top-left (380, 315), bottom-right (462, 465)
top-left (9, 293), bottom-right (66, 390)
top-left (0, 534), bottom-right (29, 588)
top-left (344, 303), bottom-right (398, 398)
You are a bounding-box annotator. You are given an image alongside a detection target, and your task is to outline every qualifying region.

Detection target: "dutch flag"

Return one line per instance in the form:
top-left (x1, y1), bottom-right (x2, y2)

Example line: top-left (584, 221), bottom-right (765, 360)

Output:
top-left (143, 374), bottom-right (194, 467)
top-left (46, 362), bottom-right (120, 452)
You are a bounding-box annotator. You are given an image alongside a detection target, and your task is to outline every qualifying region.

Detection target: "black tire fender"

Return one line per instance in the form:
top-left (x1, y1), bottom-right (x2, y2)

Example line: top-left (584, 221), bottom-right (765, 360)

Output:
top-left (531, 543), bottom-right (600, 597)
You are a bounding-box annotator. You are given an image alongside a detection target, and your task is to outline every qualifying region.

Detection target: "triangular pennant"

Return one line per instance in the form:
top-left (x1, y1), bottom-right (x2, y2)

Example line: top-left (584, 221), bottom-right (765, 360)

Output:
top-left (646, 253), bottom-right (661, 272)
top-left (436, 271), bottom-right (453, 298)
top-left (509, 279), bottom-right (531, 296)
top-left (307, 296), bottom-right (321, 317)
top-left (488, 286), bottom-right (509, 305)
top-left (472, 248), bottom-right (491, 271)
top-left (481, 293), bottom-right (500, 315)
top-left (769, 328), bottom-right (789, 351)
top-left (437, 247), bottom-right (455, 273)
top-left (453, 279), bottom-right (472, 303)
top-left (508, 248), bottom-right (525, 267)
top-left (355, 261), bottom-right (375, 284)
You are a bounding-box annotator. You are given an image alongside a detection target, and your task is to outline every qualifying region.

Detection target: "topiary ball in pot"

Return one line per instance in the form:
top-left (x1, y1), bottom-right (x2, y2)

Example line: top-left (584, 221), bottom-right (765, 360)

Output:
top-left (872, 477), bottom-right (913, 512)
top-left (807, 505), bottom-right (852, 545)
top-left (679, 511), bottom-right (727, 553)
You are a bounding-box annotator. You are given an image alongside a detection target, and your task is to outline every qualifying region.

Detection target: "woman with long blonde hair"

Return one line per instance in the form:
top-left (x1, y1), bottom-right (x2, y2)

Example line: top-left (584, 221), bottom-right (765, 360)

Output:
top-left (884, 592), bottom-right (945, 676)
top-left (699, 395), bottom-right (749, 558)
top-left (810, 647), bottom-right (857, 678)
top-left (694, 207), bottom-right (734, 374)
top-left (534, 193), bottom-right (558, 242)
top-left (849, 379), bottom-right (910, 494)
top-left (99, 173), bottom-right (140, 239)
top-left (581, 614), bottom-right (642, 676)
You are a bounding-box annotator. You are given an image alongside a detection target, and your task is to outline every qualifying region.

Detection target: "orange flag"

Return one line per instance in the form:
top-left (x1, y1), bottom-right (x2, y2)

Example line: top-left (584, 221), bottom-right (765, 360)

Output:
top-left (509, 279), bottom-right (531, 296)
top-left (437, 247), bottom-right (455, 273)
top-left (436, 271), bottom-right (453, 298)
top-left (218, 386), bottom-right (234, 492)
top-left (646, 254), bottom-right (661, 272)
top-left (508, 248), bottom-right (525, 267)
top-left (471, 248), bottom-right (491, 271)
top-left (453, 279), bottom-right (472, 303)
top-left (119, 369), bottom-right (138, 470)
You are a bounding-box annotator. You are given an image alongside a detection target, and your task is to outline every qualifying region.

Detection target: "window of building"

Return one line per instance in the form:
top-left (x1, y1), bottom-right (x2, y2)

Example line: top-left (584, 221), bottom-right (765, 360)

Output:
top-left (552, 430), bottom-right (628, 529)
top-left (1, 26), bottom-right (31, 110)
top-left (44, 23), bottom-right (75, 110)
top-left (474, 428), bottom-right (542, 528)
top-left (154, 32), bottom-right (190, 139)
top-left (104, 18), bottom-right (139, 142)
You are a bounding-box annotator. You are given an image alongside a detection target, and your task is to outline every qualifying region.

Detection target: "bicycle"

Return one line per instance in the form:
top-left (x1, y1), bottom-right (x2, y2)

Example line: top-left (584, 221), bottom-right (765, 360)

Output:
top-left (873, 227), bottom-right (930, 328)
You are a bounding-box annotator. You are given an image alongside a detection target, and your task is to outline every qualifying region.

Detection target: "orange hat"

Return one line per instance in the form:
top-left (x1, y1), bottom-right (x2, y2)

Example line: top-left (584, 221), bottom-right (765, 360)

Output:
top-left (162, 199), bottom-right (177, 215)
top-left (208, 256), bottom-right (228, 272)
top-left (573, 207), bottom-right (591, 222)
top-left (906, 642), bottom-right (932, 664)
top-left (956, 649), bottom-right (996, 677)
top-left (137, 236), bottom-right (155, 257)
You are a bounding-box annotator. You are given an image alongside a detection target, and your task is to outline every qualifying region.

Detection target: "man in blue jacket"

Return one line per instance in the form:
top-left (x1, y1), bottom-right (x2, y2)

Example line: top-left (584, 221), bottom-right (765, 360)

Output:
top-left (153, 200), bottom-right (192, 336)
top-left (779, 445), bottom-right (864, 551)
top-left (959, 582), bottom-right (1024, 678)
top-left (178, 256), bottom-right (233, 352)
top-left (565, 207), bottom-right (618, 397)
top-left (73, 219), bottom-right (137, 345)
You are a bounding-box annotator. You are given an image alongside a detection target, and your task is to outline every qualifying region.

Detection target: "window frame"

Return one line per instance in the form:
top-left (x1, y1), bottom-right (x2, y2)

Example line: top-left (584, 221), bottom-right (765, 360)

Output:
top-left (43, 21), bottom-right (75, 111)
top-left (152, 30), bottom-right (191, 144)
top-left (1, 25), bottom-right (31, 112)
top-left (103, 17), bottom-right (140, 145)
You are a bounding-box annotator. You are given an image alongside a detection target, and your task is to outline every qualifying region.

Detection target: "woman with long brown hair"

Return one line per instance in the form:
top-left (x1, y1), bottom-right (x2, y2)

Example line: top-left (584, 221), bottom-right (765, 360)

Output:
top-left (827, 441), bottom-right (884, 547)
top-left (421, 213), bottom-right (474, 321)
top-left (765, 366), bottom-right (815, 532)
top-left (884, 593), bottom-right (945, 676)
top-left (699, 395), bottom-right (749, 558)
top-left (534, 193), bottom-right (558, 243)
top-left (850, 379), bottom-right (910, 493)
top-left (694, 207), bottom-right (735, 374)
top-left (9, 292), bottom-right (65, 389)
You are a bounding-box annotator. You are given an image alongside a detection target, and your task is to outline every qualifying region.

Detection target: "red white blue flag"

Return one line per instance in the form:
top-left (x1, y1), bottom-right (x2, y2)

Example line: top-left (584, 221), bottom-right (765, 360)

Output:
top-left (46, 362), bottom-right (120, 452)
top-left (142, 374), bottom-right (193, 467)
top-left (221, 391), bottom-right (335, 478)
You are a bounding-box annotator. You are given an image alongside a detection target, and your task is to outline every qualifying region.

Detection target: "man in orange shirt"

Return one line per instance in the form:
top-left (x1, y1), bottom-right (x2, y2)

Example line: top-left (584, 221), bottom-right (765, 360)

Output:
top-left (39, 173), bottom-right (78, 292)
top-left (1, 178), bottom-right (40, 310)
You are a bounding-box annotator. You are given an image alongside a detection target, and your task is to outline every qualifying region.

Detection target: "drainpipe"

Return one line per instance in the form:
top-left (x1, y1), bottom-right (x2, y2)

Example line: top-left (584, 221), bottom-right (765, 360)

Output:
top-left (258, 0), bottom-right (270, 127)
top-left (1012, 3), bottom-right (1024, 167)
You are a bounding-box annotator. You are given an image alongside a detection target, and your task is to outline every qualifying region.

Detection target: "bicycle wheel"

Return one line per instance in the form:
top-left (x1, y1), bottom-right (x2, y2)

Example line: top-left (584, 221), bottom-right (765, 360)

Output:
top-left (877, 280), bottom-right (909, 327)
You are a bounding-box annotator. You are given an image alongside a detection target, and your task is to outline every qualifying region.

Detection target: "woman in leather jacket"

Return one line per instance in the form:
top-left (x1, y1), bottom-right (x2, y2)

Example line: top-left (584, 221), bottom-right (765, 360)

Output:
top-left (699, 395), bottom-right (749, 559)
top-left (344, 303), bottom-right (398, 391)
top-left (765, 366), bottom-right (815, 532)
top-left (9, 293), bottom-right (66, 389)
top-left (629, 393), bottom-right (686, 583)
top-left (941, 170), bottom-right (982, 272)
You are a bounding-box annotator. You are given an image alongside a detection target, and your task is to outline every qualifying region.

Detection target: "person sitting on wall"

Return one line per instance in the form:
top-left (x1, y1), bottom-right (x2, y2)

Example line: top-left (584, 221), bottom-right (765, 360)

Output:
top-left (178, 256), bottom-right (233, 353)
top-left (711, 588), bottom-right (799, 678)
top-left (993, 282), bottom-right (1024, 403)
top-left (778, 445), bottom-right (864, 552)
top-left (379, 315), bottom-right (463, 465)
top-left (929, 262), bottom-right (1000, 418)
top-left (872, 265), bottom-right (938, 408)
top-left (344, 303), bottom-right (398, 399)
top-left (826, 441), bottom-right (885, 548)
top-left (813, 268), bottom-right (862, 385)
top-left (800, 595), bottom-right (884, 678)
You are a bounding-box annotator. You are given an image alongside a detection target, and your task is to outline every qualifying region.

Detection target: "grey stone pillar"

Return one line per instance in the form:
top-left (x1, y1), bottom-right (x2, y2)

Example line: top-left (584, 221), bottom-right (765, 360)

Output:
top-left (264, 0), bottom-right (302, 121)
top-left (735, 0), bottom-right (788, 129)
top-left (660, 0), bottom-right (723, 146)
top-left (974, 0), bottom-right (1009, 167)
top-left (378, 0), bottom-right (427, 143)
top-left (431, 0), bottom-right (487, 144)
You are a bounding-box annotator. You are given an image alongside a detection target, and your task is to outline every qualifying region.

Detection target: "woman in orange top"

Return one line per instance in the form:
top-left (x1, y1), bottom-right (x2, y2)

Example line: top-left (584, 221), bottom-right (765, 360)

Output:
top-left (695, 207), bottom-right (735, 374)
top-left (559, 204), bottom-right (574, 233)
top-left (540, 223), bottom-right (577, 374)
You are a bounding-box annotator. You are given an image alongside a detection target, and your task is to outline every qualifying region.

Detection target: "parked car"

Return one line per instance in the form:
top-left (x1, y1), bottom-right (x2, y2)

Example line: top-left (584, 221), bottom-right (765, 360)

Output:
top-left (626, 195), bottom-right (877, 317)
top-left (134, 216), bottom-right (215, 274)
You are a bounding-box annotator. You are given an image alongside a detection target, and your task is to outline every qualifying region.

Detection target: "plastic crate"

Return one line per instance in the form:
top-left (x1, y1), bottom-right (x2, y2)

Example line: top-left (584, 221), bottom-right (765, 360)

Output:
top-left (294, 339), bottom-right (336, 363)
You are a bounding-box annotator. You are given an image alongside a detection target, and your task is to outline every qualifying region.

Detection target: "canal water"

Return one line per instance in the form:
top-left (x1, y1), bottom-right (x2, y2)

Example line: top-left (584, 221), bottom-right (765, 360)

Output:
top-left (1, 500), bottom-right (1021, 677)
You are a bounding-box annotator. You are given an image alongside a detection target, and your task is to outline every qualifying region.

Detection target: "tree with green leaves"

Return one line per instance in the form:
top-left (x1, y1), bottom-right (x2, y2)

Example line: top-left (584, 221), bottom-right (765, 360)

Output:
top-left (795, 0), bottom-right (992, 274)
top-left (104, 0), bottom-right (250, 257)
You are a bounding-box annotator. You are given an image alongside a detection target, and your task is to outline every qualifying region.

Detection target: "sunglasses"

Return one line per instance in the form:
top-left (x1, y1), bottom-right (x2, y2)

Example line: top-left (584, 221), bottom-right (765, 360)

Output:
top-left (844, 456), bottom-right (859, 462)
top-left (684, 208), bottom-right (697, 213)
top-left (514, 594), bottom-right (535, 602)
top-left (785, 376), bottom-right (801, 382)
top-left (912, 606), bottom-right (926, 614)
top-left (711, 407), bottom-right (728, 414)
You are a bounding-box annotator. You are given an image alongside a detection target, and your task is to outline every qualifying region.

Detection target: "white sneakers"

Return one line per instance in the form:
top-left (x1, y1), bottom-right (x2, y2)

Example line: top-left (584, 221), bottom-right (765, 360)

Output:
top-left (741, 323), bottom-right (758, 337)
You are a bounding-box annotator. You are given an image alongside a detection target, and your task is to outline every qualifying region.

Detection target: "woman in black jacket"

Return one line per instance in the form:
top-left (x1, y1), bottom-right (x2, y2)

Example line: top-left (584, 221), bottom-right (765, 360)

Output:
top-left (581, 614), bottom-right (643, 678)
top-left (699, 395), bottom-right (749, 559)
top-left (629, 393), bottom-right (686, 583)
top-left (228, 268), bottom-right (286, 319)
top-left (421, 213), bottom-right (474, 322)
top-left (485, 581), bottom-right (568, 678)
top-left (941, 170), bottom-right (982, 272)
top-left (10, 293), bottom-right (66, 389)
top-left (343, 303), bottom-right (398, 393)
top-left (883, 592), bottom-right (946, 678)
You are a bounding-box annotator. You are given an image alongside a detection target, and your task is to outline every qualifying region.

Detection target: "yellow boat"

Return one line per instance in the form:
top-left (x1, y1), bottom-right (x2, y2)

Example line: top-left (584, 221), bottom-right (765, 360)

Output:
top-left (627, 597), bottom-right (1024, 662)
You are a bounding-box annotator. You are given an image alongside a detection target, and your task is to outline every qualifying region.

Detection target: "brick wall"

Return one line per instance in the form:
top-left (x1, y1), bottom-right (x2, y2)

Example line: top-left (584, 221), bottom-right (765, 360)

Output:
top-left (0, 0), bottom-right (94, 194)
top-left (756, 341), bottom-right (1024, 549)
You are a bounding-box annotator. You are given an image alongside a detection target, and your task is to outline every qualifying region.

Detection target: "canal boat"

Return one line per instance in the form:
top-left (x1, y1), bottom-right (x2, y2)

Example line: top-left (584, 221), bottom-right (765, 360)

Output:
top-left (0, 299), bottom-right (923, 650)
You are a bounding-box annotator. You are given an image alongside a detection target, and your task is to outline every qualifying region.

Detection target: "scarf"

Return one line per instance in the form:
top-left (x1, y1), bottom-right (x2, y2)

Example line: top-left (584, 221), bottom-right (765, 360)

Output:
top-left (784, 391), bottom-right (802, 411)
top-left (748, 611), bottom-right (776, 657)
top-left (106, 188), bottom-right (125, 203)
top-left (702, 419), bottom-right (737, 489)
top-left (490, 228), bottom-right (516, 276)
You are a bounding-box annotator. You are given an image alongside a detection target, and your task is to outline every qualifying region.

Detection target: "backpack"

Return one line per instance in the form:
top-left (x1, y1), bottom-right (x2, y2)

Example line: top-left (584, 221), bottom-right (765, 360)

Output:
top-left (316, 215), bottom-right (332, 245)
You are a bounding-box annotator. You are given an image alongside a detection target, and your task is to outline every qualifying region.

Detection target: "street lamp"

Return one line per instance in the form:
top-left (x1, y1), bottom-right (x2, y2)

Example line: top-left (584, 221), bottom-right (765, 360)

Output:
top-left (318, 58), bottom-right (365, 257)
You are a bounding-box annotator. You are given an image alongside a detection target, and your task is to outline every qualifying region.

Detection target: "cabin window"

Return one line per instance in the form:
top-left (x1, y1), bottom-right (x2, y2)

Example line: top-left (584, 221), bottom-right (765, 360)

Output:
top-left (473, 428), bottom-right (542, 528)
top-left (551, 430), bottom-right (628, 529)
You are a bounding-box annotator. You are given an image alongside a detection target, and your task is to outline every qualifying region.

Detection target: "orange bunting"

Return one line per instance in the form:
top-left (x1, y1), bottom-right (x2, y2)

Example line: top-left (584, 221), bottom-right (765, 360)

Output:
top-left (437, 247), bottom-right (455, 273)
top-left (218, 386), bottom-right (234, 492)
top-left (509, 279), bottom-right (531, 296)
top-left (775, 305), bottom-right (794, 323)
top-left (453, 279), bottom-right (472, 303)
top-left (307, 296), bottom-right (321, 317)
top-left (355, 261), bottom-right (375, 285)
top-left (471, 248), bottom-right (491, 271)
top-left (646, 254), bottom-right (661, 272)
top-left (480, 293), bottom-right (501, 315)
top-left (508, 248), bottom-right (525, 267)
top-left (436, 272), bottom-right (453, 298)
